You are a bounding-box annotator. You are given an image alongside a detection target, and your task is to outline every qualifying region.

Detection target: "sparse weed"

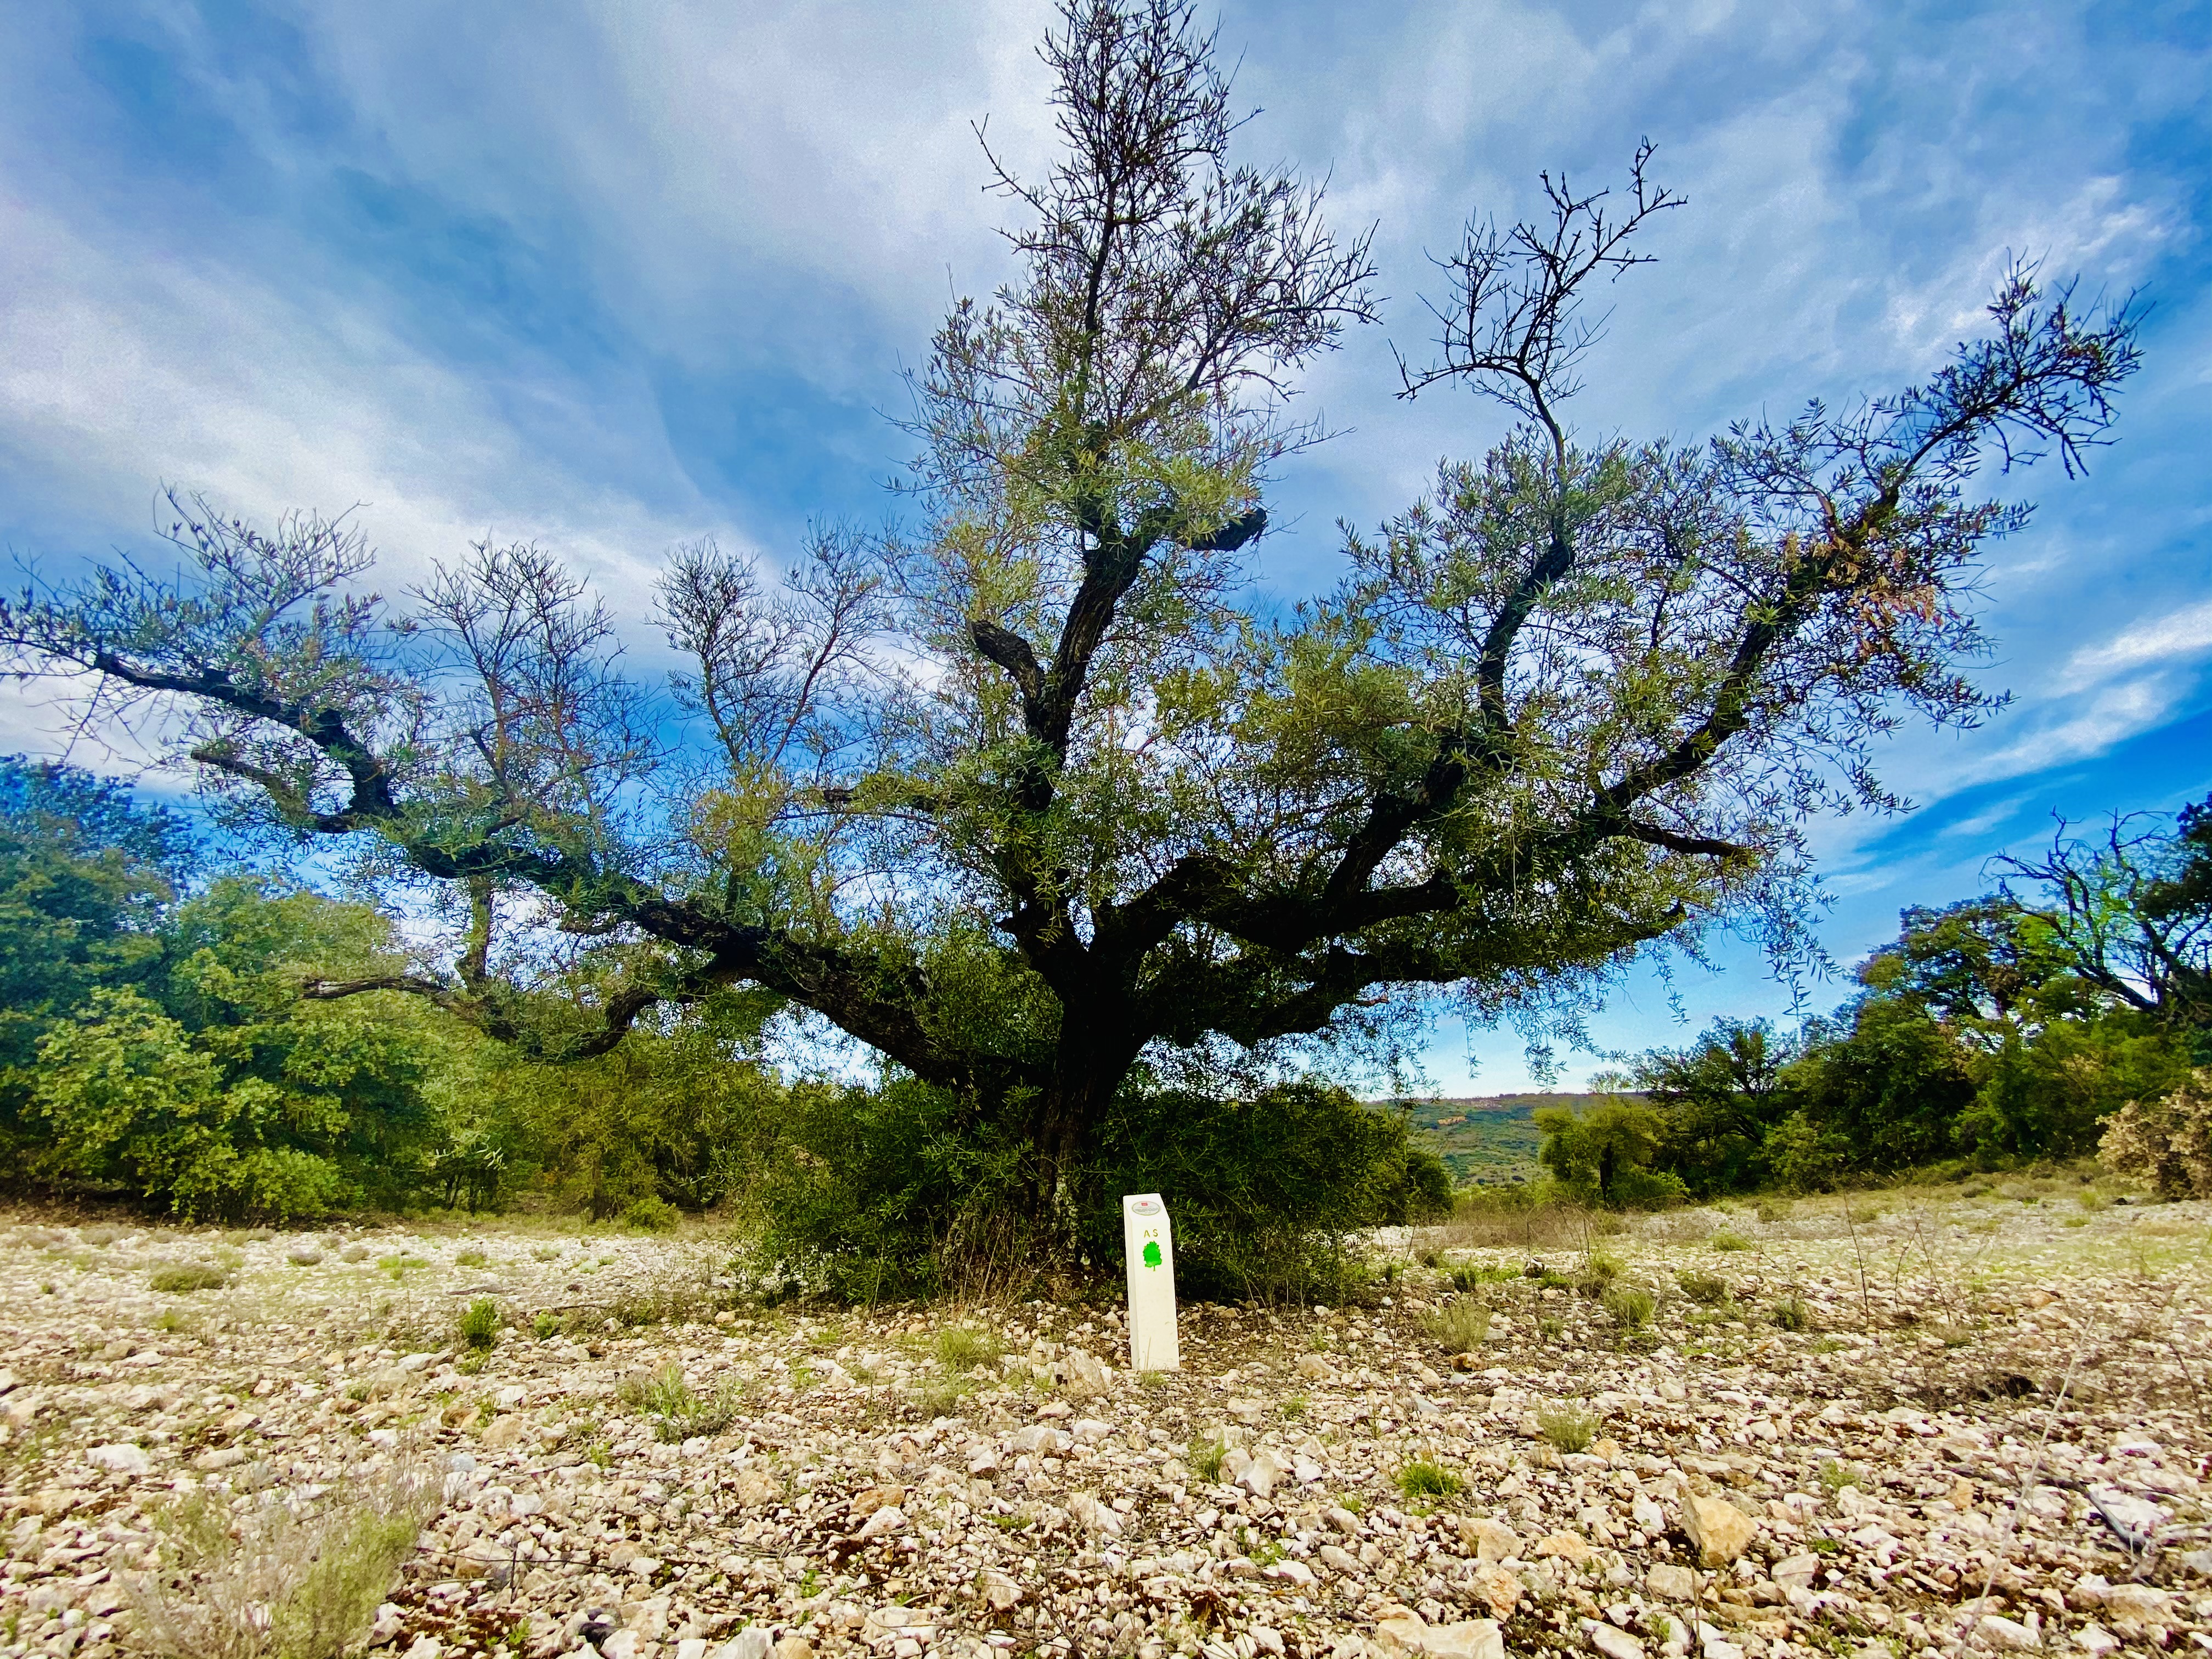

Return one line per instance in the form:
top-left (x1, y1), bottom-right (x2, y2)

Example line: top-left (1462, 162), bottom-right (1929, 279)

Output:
top-left (934, 1325), bottom-right (1006, 1373)
top-left (1187, 1434), bottom-right (1227, 1483)
top-left (1282, 1395), bottom-right (1308, 1421)
top-left (1709, 1231), bottom-right (1752, 1252)
top-left (2076, 1190), bottom-right (2111, 1212)
top-left (1818, 1458), bottom-right (1863, 1493)
top-left (455, 1245), bottom-right (488, 1268)
top-left (1577, 1249), bottom-right (1626, 1293)
top-left (340, 1244), bottom-right (371, 1263)
top-left (1771, 1296), bottom-right (1813, 1332)
top-left (1602, 1284), bottom-right (1655, 1330)
top-left (1756, 1200), bottom-right (1791, 1224)
top-left (1449, 1262), bottom-right (1518, 1292)
top-left (377, 1255), bottom-right (427, 1282)
top-left (1676, 1271), bottom-right (1729, 1305)
top-left (618, 1362), bottom-right (742, 1443)
top-left (532, 1244), bottom-right (564, 1261)
top-left (1395, 1460), bottom-right (1462, 1500)
top-left (532, 1312), bottom-right (562, 1341)
top-left (1537, 1403), bottom-right (1599, 1453)
top-left (1537, 1316), bottom-right (1566, 1341)
top-left (459, 1298), bottom-right (500, 1351)
top-left (1420, 1297), bottom-right (1492, 1353)
top-left (149, 1262), bottom-right (230, 1294)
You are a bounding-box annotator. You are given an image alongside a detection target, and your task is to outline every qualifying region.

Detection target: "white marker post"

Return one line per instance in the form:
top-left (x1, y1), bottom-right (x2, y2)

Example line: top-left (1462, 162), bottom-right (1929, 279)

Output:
top-left (1122, 1193), bottom-right (1180, 1373)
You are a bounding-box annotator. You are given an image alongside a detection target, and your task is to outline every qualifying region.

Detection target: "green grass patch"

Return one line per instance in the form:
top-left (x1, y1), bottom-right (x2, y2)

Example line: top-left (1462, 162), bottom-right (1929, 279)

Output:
top-left (149, 1262), bottom-right (231, 1294)
top-left (1395, 1460), bottom-right (1463, 1500)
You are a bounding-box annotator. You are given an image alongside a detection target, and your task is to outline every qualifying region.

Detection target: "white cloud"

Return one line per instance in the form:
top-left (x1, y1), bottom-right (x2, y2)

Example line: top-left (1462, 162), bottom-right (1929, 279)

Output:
top-left (2058, 599), bottom-right (2212, 691)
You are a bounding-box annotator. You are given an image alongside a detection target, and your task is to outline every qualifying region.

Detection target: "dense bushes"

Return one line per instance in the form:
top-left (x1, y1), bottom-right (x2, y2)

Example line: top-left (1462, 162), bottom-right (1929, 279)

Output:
top-left (748, 1074), bottom-right (1452, 1302)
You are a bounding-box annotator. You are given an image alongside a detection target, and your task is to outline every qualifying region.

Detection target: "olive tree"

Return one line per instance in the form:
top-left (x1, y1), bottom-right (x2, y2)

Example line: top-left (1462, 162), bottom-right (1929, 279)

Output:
top-left (1, 0), bottom-right (2140, 1227)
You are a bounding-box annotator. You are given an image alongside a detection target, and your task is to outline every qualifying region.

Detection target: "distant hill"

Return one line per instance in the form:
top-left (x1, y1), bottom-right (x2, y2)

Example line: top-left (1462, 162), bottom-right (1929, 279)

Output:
top-left (1392, 1092), bottom-right (1624, 1186)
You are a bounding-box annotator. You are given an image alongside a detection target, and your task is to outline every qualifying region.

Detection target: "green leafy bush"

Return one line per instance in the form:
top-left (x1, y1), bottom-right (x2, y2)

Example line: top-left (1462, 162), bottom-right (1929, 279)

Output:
top-left (620, 1195), bottom-right (679, 1233)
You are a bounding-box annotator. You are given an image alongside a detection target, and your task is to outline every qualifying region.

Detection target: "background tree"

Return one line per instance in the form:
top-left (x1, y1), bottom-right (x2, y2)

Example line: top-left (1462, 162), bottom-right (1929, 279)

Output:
top-left (1630, 1018), bottom-right (1796, 1195)
top-left (0, 0), bottom-right (2141, 1249)
top-left (1994, 799), bottom-right (2212, 1048)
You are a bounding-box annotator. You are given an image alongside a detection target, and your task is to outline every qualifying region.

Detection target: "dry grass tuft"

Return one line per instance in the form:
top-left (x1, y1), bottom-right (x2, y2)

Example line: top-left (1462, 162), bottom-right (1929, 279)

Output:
top-left (131, 1465), bottom-right (437, 1659)
top-left (1420, 1297), bottom-right (1492, 1353)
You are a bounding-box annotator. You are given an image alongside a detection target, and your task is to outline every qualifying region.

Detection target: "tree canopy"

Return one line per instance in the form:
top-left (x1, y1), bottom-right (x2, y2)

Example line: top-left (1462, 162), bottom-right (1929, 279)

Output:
top-left (0, 0), bottom-right (2141, 1232)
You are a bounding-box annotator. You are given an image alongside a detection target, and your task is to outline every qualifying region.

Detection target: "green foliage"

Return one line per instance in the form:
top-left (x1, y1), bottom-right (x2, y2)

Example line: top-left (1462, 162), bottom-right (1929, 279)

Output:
top-left (1709, 1229), bottom-right (1752, 1251)
top-left (138, 1468), bottom-right (436, 1659)
top-left (149, 1262), bottom-right (230, 1293)
top-left (1533, 1097), bottom-right (1687, 1210)
top-left (620, 1195), bottom-right (680, 1233)
top-left (752, 1074), bottom-right (1453, 1302)
top-left (1771, 1296), bottom-right (1812, 1332)
top-left (459, 1297), bottom-right (500, 1351)
top-left (1395, 1460), bottom-right (1462, 1500)
top-left (1634, 1020), bottom-right (1796, 1196)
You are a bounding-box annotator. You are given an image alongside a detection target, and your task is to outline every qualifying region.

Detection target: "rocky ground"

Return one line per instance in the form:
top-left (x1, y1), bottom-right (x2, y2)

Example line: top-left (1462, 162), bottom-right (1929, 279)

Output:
top-left (3, 1178), bottom-right (2210, 1659)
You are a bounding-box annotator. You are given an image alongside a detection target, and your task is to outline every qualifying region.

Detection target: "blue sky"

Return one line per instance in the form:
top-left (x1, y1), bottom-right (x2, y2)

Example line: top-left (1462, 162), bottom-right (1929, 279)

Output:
top-left (2, 0), bottom-right (2207, 1090)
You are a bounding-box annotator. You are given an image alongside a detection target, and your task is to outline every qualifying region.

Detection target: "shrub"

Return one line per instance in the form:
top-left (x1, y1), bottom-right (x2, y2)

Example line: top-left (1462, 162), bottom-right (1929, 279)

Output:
top-left (1537, 1404), bottom-right (1599, 1453)
top-left (1602, 1284), bottom-right (1655, 1330)
top-left (459, 1298), bottom-right (500, 1351)
top-left (150, 1262), bottom-right (230, 1293)
top-left (2099, 1072), bottom-right (2212, 1198)
top-left (1676, 1271), bottom-right (1729, 1305)
top-left (620, 1195), bottom-right (680, 1233)
top-left (1421, 1298), bottom-right (1492, 1353)
top-left (1395, 1460), bottom-right (1462, 1500)
top-left (133, 1466), bottom-right (437, 1659)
